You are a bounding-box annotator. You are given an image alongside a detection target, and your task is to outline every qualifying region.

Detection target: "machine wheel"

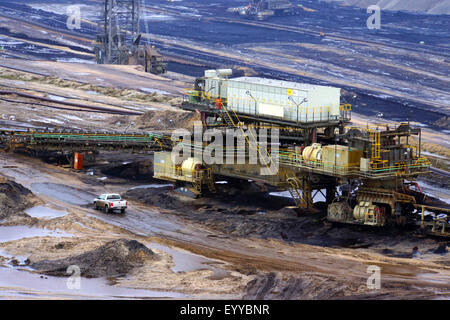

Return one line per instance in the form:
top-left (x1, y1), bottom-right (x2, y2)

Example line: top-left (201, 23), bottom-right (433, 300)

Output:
top-left (93, 202), bottom-right (98, 210)
top-left (120, 208), bottom-right (126, 214)
top-left (104, 205), bottom-right (109, 214)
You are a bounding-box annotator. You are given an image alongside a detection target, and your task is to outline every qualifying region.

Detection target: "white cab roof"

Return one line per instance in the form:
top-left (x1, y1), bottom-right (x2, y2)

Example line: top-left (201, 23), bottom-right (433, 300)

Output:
top-left (228, 77), bottom-right (339, 92)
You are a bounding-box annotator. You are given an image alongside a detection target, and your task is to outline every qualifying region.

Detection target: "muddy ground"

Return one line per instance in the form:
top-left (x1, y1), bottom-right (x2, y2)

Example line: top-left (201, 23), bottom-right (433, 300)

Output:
top-left (0, 151), bottom-right (448, 299)
top-left (88, 153), bottom-right (450, 255)
top-left (0, 62), bottom-right (448, 299)
top-left (124, 178), bottom-right (449, 257)
top-left (0, 169), bottom-right (250, 299)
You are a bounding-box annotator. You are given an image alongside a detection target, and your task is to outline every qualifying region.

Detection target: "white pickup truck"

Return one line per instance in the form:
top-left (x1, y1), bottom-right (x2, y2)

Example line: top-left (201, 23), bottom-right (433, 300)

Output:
top-left (93, 194), bottom-right (127, 213)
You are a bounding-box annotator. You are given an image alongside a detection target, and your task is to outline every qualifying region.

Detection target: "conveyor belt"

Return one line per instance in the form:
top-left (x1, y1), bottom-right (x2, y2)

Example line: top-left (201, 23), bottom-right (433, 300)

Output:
top-left (0, 129), bottom-right (174, 152)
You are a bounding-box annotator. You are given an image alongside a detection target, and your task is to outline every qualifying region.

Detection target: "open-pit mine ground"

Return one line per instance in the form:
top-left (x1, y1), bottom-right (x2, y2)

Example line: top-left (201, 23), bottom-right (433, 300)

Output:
top-left (0, 0), bottom-right (448, 300)
top-left (0, 63), bottom-right (448, 299)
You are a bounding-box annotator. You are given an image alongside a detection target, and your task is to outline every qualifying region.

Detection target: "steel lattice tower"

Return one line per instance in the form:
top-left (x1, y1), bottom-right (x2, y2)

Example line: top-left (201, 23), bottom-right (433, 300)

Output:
top-left (98, 0), bottom-right (141, 64)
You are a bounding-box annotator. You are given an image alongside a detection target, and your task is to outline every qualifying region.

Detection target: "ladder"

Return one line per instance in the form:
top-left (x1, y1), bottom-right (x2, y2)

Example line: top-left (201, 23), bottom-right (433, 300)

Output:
top-left (286, 177), bottom-right (308, 208)
top-left (221, 110), bottom-right (236, 127)
top-left (370, 130), bottom-right (381, 160)
top-left (364, 211), bottom-right (378, 226)
top-left (368, 130), bottom-right (383, 170)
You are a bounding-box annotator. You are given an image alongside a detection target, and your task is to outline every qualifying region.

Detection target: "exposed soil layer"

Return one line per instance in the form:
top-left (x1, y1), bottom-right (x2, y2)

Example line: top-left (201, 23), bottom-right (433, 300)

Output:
top-left (135, 110), bottom-right (200, 131)
top-left (31, 239), bottom-right (157, 278)
top-left (243, 272), bottom-right (358, 299)
top-left (243, 270), bottom-right (446, 300)
top-left (0, 68), bottom-right (177, 103)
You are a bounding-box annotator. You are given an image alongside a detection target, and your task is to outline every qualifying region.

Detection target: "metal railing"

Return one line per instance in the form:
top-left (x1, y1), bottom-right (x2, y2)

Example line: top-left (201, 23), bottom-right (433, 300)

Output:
top-left (278, 149), bottom-right (430, 178)
top-left (183, 89), bottom-right (352, 124)
top-left (340, 104), bottom-right (352, 121)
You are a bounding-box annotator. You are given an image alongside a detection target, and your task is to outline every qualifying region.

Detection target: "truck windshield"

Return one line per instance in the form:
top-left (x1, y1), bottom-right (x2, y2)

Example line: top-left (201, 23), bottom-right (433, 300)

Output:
top-left (107, 195), bottom-right (121, 200)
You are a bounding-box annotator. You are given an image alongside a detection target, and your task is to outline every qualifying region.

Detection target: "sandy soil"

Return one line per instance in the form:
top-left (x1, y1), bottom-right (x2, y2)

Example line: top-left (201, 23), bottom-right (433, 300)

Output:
top-left (0, 58), bottom-right (191, 96)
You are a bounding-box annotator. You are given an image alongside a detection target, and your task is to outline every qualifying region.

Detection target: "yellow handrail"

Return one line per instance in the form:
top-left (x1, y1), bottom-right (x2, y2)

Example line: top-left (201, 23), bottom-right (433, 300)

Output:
top-left (222, 103), bottom-right (276, 175)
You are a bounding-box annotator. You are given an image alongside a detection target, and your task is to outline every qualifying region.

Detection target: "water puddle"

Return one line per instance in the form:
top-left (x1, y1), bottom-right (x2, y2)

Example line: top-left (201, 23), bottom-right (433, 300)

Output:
top-left (148, 243), bottom-right (229, 279)
top-left (0, 249), bottom-right (29, 266)
top-left (419, 181), bottom-right (450, 205)
top-left (150, 243), bottom-right (212, 273)
top-left (0, 267), bottom-right (186, 299)
top-left (47, 95), bottom-right (67, 102)
top-left (269, 189), bottom-right (327, 203)
top-left (25, 205), bottom-right (68, 219)
top-left (0, 226), bottom-right (74, 243)
top-left (269, 191), bottom-right (293, 198)
top-left (140, 88), bottom-right (169, 95)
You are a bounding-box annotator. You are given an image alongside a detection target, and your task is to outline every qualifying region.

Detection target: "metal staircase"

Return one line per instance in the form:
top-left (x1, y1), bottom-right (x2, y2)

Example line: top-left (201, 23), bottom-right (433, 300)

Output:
top-left (221, 104), bottom-right (276, 176)
top-left (286, 177), bottom-right (309, 208)
top-left (221, 109), bottom-right (237, 127)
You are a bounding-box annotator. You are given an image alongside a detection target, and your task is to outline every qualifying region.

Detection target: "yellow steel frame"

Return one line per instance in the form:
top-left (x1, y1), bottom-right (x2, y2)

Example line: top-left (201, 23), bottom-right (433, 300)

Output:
top-left (154, 161), bottom-right (212, 183)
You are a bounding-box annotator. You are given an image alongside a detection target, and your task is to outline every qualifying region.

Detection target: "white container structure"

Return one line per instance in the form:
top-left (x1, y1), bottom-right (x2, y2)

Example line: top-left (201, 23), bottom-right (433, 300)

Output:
top-left (204, 69), bottom-right (232, 99)
top-left (225, 77), bottom-right (341, 123)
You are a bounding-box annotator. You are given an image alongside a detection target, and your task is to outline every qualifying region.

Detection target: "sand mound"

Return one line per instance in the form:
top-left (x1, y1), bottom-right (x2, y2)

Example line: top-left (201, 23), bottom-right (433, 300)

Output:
top-left (233, 66), bottom-right (258, 77)
top-left (135, 110), bottom-right (200, 130)
top-left (0, 179), bottom-right (35, 223)
top-left (31, 239), bottom-right (157, 278)
top-left (0, 68), bottom-right (174, 103)
top-left (243, 272), bottom-right (354, 299)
